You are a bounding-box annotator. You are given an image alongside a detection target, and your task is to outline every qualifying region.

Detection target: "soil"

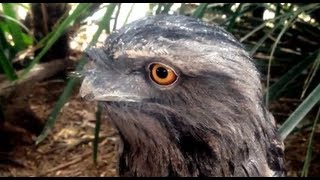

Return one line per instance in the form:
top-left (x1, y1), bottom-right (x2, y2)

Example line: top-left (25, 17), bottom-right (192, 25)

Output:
top-left (0, 64), bottom-right (319, 177)
top-left (0, 80), bottom-right (118, 176)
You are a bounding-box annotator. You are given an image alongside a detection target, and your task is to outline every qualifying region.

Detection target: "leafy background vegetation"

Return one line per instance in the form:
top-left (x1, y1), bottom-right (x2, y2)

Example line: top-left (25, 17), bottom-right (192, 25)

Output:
top-left (0, 3), bottom-right (319, 176)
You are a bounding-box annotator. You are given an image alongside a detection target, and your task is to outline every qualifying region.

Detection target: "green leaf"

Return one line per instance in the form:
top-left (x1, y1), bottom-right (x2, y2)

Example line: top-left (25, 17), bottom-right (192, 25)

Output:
top-left (279, 83), bottom-right (320, 140)
top-left (161, 3), bottom-right (174, 14)
top-left (21, 3), bottom-right (91, 79)
top-left (301, 107), bottom-right (320, 177)
top-left (249, 17), bottom-right (283, 55)
top-left (93, 103), bottom-right (102, 164)
top-left (301, 53), bottom-right (320, 99)
top-left (227, 3), bottom-right (244, 31)
top-left (0, 49), bottom-right (18, 80)
top-left (2, 3), bottom-right (28, 51)
top-left (105, 3), bottom-right (117, 34)
top-left (21, 33), bottom-right (33, 46)
top-left (0, 13), bottom-right (32, 36)
top-left (192, 3), bottom-right (208, 19)
top-left (265, 3), bottom-right (320, 106)
top-left (265, 16), bottom-right (294, 106)
top-left (36, 3), bottom-right (112, 145)
top-left (155, 3), bottom-right (164, 15)
top-left (240, 3), bottom-right (320, 43)
top-left (0, 23), bottom-right (14, 51)
top-left (266, 50), bottom-right (320, 103)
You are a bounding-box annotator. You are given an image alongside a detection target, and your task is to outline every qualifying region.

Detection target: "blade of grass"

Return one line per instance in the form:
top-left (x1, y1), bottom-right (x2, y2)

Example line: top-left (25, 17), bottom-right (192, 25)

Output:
top-left (20, 3), bottom-right (91, 79)
top-left (112, 3), bottom-right (121, 31)
top-left (192, 3), bottom-right (208, 19)
top-left (93, 102), bottom-right (102, 164)
top-left (249, 22), bottom-right (281, 56)
top-left (0, 25), bottom-right (17, 58)
top-left (241, 3), bottom-right (320, 43)
top-left (240, 13), bottom-right (288, 43)
top-left (301, 107), bottom-right (320, 177)
top-left (301, 52), bottom-right (320, 99)
top-left (0, 14), bottom-right (33, 36)
top-left (92, 3), bottom-right (120, 162)
top-left (30, 4), bottom-right (109, 54)
top-left (123, 3), bottom-right (135, 25)
top-left (105, 3), bottom-right (117, 34)
top-left (265, 4), bottom-right (319, 106)
top-left (266, 49), bottom-right (320, 103)
top-left (279, 82), bottom-right (320, 140)
top-left (25, 23), bottom-right (63, 54)
top-left (179, 3), bottom-right (186, 15)
top-left (155, 3), bottom-right (163, 15)
top-left (35, 59), bottom-right (85, 145)
top-left (36, 3), bottom-right (112, 145)
top-left (0, 49), bottom-right (18, 80)
top-left (265, 15), bottom-right (292, 106)
top-left (92, 3), bottom-right (129, 162)
top-left (73, 3), bottom-right (103, 26)
top-left (264, 5), bottom-right (320, 104)
top-left (219, 3), bottom-right (247, 26)
top-left (227, 3), bottom-right (244, 31)
top-left (207, 3), bottom-right (227, 9)
top-left (161, 3), bottom-right (174, 14)
top-left (2, 3), bottom-right (27, 51)
top-left (275, 3), bottom-right (281, 25)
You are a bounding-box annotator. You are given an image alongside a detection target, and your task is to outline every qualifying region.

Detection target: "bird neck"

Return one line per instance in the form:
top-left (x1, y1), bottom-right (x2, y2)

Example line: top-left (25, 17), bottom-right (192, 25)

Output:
top-left (116, 120), bottom-right (226, 177)
top-left (103, 98), bottom-right (282, 177)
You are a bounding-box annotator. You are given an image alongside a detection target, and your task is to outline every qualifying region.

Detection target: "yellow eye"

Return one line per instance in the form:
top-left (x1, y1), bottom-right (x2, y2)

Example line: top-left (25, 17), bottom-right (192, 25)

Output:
top-left (149, 63), bottom-right (178, 86)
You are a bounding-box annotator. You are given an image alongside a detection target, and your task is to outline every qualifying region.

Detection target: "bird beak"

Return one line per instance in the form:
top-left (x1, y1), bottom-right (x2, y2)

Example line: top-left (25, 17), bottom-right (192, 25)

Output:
top-left (80, 74), bottom-right (144, 103)
top-left (79, 77), bottom-right (97, 101)
top-left (80, 47), bottom-right (146, 103)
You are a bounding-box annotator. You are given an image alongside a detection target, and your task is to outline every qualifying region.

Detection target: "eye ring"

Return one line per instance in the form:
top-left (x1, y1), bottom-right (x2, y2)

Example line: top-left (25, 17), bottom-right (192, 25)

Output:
top-left (148, 62), bottom-right (178, 86)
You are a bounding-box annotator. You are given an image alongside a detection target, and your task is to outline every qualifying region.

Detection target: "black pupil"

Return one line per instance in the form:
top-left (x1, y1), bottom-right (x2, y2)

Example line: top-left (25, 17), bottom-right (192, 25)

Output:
top-left (156, 67), bottom-right (168, 79)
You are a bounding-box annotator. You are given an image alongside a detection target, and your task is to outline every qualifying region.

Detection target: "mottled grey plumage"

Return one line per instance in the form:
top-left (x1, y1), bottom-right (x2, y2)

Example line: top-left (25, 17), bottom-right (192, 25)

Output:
top-left (80, 15), bottom-right (286, 177)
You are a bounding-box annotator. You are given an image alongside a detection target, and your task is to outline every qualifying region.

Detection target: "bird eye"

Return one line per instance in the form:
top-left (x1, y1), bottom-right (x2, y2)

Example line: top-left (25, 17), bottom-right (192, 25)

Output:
top-left (149, 63), bottom-right (178, 86)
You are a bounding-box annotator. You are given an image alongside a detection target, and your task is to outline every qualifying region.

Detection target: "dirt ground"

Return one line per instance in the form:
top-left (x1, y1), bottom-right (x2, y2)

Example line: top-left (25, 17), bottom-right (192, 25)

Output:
top-left (0, 77), bottom-right (319, 177)
top-left (0, 80), bottom-right (118, 176)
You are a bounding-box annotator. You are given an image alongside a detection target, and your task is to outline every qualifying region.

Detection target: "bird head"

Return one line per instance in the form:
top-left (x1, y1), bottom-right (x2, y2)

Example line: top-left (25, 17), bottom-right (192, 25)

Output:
top-left (80, 15), bottom-right (285, 177)
top-left (80, 14), bottom-right (261, 118)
